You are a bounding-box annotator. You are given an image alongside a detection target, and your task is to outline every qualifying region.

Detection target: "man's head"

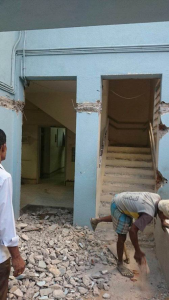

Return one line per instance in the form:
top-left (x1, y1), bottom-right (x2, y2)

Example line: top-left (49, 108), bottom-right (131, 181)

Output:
top-left (158, 200), bottom-right (169, 221)
top-left (0, 129), bottom-right (7, 161)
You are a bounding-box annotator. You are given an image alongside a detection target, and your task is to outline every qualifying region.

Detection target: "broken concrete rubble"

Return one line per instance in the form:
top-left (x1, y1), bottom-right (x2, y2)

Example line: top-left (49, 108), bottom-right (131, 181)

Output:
top-left (7, 207), bottom-right (169, 300)
top-left (0, 96), bottom-right (24, 113)
top-left (8, 207), bottom-right (114, 299)
top-left (158, 123), bottom-right (169, 139)
top-left (160, 101), bottom-right (169, 115)
top-left (75, 101), bottom-right (102, 113)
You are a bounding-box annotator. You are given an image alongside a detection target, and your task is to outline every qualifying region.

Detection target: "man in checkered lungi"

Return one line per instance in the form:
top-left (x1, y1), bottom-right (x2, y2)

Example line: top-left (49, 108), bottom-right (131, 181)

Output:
top-left (91, 192), bottom-right (169, 278)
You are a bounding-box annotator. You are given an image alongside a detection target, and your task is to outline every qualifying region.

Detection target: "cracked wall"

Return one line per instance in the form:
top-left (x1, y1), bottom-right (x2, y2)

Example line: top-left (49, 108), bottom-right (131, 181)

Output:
top-left (153, 79), bottom-right (169, 197)
top-left (0, 96), bottom-right (24, 113)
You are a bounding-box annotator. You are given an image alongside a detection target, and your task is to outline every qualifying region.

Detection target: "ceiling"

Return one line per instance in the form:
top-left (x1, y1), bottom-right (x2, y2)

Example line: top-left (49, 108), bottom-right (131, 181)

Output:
top-left (0, 0), bottom-right (169, 32)
top-left (26, 81), bottom-right (76, 94)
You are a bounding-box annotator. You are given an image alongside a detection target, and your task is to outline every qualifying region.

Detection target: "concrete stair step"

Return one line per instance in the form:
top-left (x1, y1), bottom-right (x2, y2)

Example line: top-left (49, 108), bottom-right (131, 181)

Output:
top-left (99, 146), bottom-right (155, 217)
top-left (107, 152), bottom-right (152, 161)
top-left (100, 194), bottom-right (114, 203)
top-left (102, 183), bottom-right (155, 193)
top-left (108, 146), bottom-right (151, 154)
top-left (106, 159), bottom-right (153, 168)
top-left (105, 166), bottom-right (154, 176)
top-left (98, 208), bottom-right (111, 217)
top-left (103, 174), bottom-right (155, 185)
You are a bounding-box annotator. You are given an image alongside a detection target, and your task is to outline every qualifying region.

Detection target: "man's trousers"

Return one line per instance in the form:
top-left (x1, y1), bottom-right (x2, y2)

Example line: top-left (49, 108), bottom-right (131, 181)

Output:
top-left (0, 258), bottom-right (11, 300)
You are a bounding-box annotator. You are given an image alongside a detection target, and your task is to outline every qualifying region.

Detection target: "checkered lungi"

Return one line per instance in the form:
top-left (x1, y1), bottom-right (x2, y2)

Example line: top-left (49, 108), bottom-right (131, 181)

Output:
top-left (111, 201), bottom-right (132, 235)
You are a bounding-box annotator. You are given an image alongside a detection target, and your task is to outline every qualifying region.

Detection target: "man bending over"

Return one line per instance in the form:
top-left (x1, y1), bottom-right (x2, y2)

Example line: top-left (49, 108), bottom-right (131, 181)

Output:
top-left (91, 192), bottom-right (169, 278)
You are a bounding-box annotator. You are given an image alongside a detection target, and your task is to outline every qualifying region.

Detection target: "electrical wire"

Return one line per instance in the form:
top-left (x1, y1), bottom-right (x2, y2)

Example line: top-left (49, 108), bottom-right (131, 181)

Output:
top-left (110, 89), bottom-right (146, 100)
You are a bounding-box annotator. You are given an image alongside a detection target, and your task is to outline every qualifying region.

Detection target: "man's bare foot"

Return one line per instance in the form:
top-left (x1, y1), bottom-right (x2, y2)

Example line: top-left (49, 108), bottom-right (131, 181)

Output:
top-left (117, 262), bottom-right (134, 278)
top-left (90, 218), bottom-right (99, 231)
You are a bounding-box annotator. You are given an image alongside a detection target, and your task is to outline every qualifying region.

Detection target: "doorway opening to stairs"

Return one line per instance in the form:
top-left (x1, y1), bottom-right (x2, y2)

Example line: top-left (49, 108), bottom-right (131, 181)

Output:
top-left (21, 80), bottom-right (76, 210)
top-left (99, 77), bottom-right (161, 217)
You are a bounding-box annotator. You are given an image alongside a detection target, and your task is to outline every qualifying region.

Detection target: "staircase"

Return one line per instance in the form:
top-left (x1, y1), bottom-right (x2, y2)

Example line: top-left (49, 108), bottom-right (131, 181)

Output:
top-left (99, 146), bottom-right (156, 217)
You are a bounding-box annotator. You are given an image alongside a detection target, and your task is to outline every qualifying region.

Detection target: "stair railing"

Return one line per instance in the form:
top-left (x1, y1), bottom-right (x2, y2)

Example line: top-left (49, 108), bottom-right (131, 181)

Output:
top-left (149, 122), bottom-right (157, 180)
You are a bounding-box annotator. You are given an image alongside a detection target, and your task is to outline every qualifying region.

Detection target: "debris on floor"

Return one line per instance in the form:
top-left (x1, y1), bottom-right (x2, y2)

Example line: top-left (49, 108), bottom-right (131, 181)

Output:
top-left (8, 207), bottom-right (169, 300)
top-left (8, 208), bottom-right (115, 299)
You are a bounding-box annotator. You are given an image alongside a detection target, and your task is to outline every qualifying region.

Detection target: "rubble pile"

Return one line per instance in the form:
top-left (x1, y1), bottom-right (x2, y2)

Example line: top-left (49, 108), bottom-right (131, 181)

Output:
top-left (8, 208), bottom-right (115, 300)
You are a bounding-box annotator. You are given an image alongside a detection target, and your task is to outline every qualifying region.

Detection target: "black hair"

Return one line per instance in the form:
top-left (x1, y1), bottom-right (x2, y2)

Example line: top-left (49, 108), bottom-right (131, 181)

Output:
top-left (0, 130), bottom-right (6, 148)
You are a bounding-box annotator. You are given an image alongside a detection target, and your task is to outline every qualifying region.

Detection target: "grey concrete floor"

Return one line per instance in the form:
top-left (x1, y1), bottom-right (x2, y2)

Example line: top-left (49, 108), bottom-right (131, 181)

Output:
top-left (21, 170), bottom-right (74, 209)
top-left (93, 225), bottom-right (169, 300)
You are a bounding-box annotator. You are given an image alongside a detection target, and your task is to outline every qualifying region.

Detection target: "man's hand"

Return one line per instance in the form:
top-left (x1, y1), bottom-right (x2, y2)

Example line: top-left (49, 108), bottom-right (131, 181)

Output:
top-left (134, 250), bottom-right (145, 265)
top-left (8, 246), bottom-right (26, 277)
top-left (12, 255), bottom-right (26, 277)
top-left (161, 220), bottom-right (169, 232)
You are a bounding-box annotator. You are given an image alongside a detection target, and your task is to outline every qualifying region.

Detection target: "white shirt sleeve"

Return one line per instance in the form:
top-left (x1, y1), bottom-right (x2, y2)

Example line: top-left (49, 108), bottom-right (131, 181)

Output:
top-left (0, 176), bottom-right (19, 247)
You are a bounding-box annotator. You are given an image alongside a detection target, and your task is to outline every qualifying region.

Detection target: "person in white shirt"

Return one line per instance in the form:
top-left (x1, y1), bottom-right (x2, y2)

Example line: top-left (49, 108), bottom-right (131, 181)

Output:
top-left (0, 129), bottom-right (25, 300)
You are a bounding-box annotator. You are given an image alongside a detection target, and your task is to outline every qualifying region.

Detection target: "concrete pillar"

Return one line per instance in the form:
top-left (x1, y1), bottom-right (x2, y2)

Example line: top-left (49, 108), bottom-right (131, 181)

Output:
top-left (0, 47), bottom-right (24, 218)
top-left (0, 98), bottom-right (24, 218)
top-left (158, 74), bottom-right (169, 199)
top-left (73, 76), bottom-right (102, 227)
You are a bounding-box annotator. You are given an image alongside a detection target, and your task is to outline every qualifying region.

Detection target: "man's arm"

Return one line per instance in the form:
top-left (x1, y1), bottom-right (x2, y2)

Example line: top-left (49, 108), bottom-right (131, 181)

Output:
top-left (129, 223), bottom-right (145, 265)
top-left (0, 177), bottom-right (25, 277)
top-left (129, 213), bottom-right (153, 264)
top-left (8, 247), bottom-right (25, 277)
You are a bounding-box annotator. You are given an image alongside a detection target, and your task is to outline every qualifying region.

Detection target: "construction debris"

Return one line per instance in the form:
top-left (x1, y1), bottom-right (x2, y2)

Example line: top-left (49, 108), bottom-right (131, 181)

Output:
top-left (160, 102), bottom-right (169, 115)
top-left (75, 101), bottom-right (102, 113)
top-left (9, 208), bottom-right (115, 299)
top-left (0, 96), bottom-right (24, 113)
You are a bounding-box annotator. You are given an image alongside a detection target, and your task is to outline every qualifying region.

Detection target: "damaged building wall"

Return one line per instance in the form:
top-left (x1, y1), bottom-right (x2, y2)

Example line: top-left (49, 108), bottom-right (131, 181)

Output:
top-left (0, 22), bottom-right (169, 224)
top-left (154, 75), bottom-right (169, 286)
top-left (16, 21), bottom-right (169, 226)
top-left (157, 109), bottom-right (169, 199)
top-left (100, 80), bottom-right (109, 145)
top-left (0, 32), bottom-right (24, 217)
top-left (73, 76), bottom-right (102, 227)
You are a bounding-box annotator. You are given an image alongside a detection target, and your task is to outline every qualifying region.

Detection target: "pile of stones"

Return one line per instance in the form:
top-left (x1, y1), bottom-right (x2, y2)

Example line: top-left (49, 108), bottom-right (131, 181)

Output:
top-left (8, 208), bottom-right (115, 299)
